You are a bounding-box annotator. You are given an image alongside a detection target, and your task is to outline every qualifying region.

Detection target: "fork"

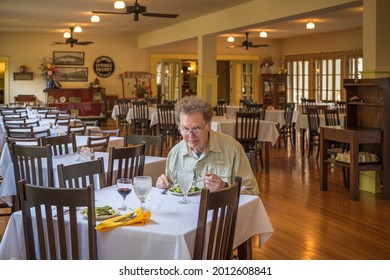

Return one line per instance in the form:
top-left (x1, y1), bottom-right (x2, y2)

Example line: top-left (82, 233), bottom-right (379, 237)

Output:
top-left (114, 212), bottom-right (137, 223)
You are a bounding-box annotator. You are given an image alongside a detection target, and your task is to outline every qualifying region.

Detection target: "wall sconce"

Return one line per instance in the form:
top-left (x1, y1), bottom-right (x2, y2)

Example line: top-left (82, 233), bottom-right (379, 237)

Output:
top-left (63, 31), bottom-right (71, 38)
top-left (91, 15), bottom-right (100, 22)
top-left (114, 1), bottom-right (126, 9)
top-left (227, 36), bottom-right (234, 42)
top-left (74, 25), bottom-right (82, 33)
top-left (306, 21), bottom-right (315, 30)
top-left (259, 31), bottom-right (268, 38)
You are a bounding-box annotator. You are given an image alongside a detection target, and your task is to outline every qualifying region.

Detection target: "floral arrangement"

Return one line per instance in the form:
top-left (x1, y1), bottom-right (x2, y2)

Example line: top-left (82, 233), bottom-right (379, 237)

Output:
top-left (135, 81), bottom-right (151, 98)
top-left (38, 57), bottom-right (61, 88)
top-left (260, 56), bottom-right (275, 68)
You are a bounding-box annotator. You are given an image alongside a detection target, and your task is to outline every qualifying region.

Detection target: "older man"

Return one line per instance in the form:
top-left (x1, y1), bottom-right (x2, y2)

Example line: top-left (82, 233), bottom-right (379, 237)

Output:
top-left (156, 96), bottom-right (259, 195)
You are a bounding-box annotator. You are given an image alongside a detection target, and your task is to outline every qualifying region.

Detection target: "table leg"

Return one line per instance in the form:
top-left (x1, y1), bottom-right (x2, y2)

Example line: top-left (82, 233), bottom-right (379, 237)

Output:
top-left (237, 237), bottom-right (252, 260)
top-left (300, 128), bottom-right (306, 156)
top-left (320, 130), bottom-right (328, 191)
top-left (264, 142), bottom-right (270, 173)
top-left (349, 141), bottom-right (360, 200)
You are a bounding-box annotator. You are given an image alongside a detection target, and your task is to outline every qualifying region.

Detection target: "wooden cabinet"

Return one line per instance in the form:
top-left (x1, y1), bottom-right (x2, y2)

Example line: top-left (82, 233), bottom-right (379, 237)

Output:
top-left (343, 78), bottom-right (390, 199)
top-left (262, 74), bottom-right (287, 108)
top-left (47, 88), bottom-right (106, 118)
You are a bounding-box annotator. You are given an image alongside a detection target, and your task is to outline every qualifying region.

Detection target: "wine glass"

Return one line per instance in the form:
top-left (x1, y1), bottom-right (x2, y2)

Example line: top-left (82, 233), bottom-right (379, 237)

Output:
top-left (133, 176), bottom-right (152, 211)
top-left (116, 178), bottom-right (133, 211)
top-left (177, 169), bottom-right (194, 204)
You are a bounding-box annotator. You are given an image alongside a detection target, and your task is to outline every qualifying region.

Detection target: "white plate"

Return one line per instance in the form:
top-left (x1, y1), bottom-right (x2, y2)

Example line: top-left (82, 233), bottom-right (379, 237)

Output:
top-left (60, 96), bottom-right (66, 103)
top-left (168, 189), bottom-right (201, 196)
top-left (81, 211), bottom-right (119, 221)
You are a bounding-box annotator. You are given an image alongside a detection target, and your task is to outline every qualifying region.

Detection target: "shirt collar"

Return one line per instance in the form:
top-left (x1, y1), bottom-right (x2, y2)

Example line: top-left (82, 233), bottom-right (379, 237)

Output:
top-left (178, 130), bottom-right (223, 158)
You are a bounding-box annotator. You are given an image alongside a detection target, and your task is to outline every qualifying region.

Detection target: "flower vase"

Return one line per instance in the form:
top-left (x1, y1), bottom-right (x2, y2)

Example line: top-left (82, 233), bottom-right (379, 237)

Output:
top-left (46, 81), bottom-right (55, 89)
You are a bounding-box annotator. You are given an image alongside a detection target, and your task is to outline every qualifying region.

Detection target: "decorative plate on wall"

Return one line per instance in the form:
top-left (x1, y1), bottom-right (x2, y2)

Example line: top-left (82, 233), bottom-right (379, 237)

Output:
top-left (69, 97), bottom-right (81, 103)
top-left (60, 96), bottom-right (66, 103)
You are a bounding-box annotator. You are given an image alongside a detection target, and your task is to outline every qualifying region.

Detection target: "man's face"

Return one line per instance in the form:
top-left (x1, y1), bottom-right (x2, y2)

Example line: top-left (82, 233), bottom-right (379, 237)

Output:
top-left (178, 111), bottom-right (210, 152)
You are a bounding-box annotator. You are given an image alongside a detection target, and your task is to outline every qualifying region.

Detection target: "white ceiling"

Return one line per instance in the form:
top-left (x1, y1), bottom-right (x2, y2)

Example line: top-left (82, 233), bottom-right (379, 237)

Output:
top-left (0, 0), bottom-right (363, 46)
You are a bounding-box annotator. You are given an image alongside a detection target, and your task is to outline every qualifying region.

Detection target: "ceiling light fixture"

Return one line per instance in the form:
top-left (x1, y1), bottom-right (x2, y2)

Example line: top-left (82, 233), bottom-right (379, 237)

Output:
top-left (91, 15), bottom-right (100, 23)
top-left (227, 36), bottom-right (234, 42)
top-left (74, 25), bottom-right (82, 33)
top-left (63, 32), bottom-right (71, 38)
top-left (114, 0), bottom-right (126, 9)
top-left (306, 21), bottom-right (315, 30)
top-left (259, 31), bottom-right (268, 38)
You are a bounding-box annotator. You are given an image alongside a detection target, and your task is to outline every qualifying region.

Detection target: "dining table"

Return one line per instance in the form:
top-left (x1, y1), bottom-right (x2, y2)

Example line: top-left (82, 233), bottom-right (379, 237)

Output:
top-left (210, 116), bottom-right (280, 173)
top-left (0, 185), bottom-right (273, 260)
top-left (295, 113), bottom-right (345, 156)
top-left (0, 151), bottom-right (166, 207)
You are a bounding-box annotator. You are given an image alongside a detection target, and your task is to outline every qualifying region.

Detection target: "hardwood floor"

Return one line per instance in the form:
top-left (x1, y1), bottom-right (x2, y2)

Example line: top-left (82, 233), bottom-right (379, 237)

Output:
top-left (252, 143), bottom-right (390, 260)
top-left (1, 124), bottom-right (390, 259)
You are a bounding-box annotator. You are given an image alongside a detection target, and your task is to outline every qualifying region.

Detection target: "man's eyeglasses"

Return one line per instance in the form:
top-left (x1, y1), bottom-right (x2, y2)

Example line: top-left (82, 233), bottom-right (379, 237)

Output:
top-left (179, 123), bottom-right (208, 136)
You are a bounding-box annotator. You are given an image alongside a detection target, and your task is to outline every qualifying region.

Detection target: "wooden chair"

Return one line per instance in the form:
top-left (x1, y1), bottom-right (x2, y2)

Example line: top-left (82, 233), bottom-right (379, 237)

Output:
top-left (67, 123), bottom-right (87, 135)
top-left (246, 103), bottom-right (263, 113)
top-left (193, 177), bottom-right (242, 260)
top-left (18, 180), bottom-right (97, 260)
top-left (19, 120), bottom-right (40, 127)
top-left (5, 126), bottom-right (33, 138)
top-left (279, 103), bottom-right (295, 148)
top-left (301, 98), bottom-right (316, 114)
top-left (116, 98), bottom-right (131, 134)
top-left (106, 144), bottom-right (146, 186)
top-left (124, 134), bottom-right (163, 157)
top-left (324, 108), bottom-right (340, 126)
top-left (41, 133), bottom-right (77, 156)
top-left (25, 129), bottom-right (51, 139)
top-left (87, 128), bottom-right (120, 137)
top-left (6, 136), bottom-right (40, 147)
top-left (57, 157), bottom-right (106, 189)
top-left (214, 100), bottom-right (227, 116)
top-left (86, 135), bottom-right (110, 152)
top-left (131, 100), bottom-right (150, 135)
top-left (306, 106), bottom-right (321, 159)
top-left (10, 143), bottom-right (54, 188)
top-left (157, 103), bottom-right (180, 149)
top-left (235, 111), bottom-right (261, 172)
top-left (336, 100), bottom-right (347, 114)
top-left (55, 115), bottom-right (71, 126)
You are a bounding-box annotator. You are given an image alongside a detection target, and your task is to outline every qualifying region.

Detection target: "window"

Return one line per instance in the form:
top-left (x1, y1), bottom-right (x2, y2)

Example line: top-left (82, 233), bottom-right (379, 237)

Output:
top-left (286, 51), bottom-right (362, 104)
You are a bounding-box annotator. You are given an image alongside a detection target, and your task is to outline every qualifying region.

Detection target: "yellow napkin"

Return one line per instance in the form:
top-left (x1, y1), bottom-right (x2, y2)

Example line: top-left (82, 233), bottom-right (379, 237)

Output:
top-left (95, 207), bottom-right (151, 232)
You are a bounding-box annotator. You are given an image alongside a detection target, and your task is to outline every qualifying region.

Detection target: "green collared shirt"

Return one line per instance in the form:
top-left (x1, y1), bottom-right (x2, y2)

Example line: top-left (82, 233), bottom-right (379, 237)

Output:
top-left (166, 130), bottom-right (259, 195)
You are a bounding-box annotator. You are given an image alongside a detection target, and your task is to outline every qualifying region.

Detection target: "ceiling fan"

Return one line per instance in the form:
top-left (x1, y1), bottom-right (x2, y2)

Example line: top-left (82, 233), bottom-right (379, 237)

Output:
top-left (92, 0), bottom-right (179, 21)
top-left (52, 27), bottom-right (94, 48)
top-left (228, 32), bottom-right (268, 50)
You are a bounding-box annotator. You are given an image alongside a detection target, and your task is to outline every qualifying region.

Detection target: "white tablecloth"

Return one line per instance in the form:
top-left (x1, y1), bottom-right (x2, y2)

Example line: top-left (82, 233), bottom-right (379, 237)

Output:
top-left (295, 113), bottom-right (345, 130)
top-left (211, 116), bottom-right (280, 145)
top-left (111, 105), bottom-right (157, 124)
top-left (0, 151), bottom-right (166, 207)
top-left (0, 186), bottom-right (273, 260)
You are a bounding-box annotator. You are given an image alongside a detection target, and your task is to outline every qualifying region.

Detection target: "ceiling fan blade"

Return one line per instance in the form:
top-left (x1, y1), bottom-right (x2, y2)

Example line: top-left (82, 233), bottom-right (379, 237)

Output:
top-left (52, 42), bottom-right (66, 45)
top-left (74, 41), bottom-right (94, 45)
top-left (92, 11), bottom-right (129, 15)
top-left (251, 44), bottom-right (269, 48)
top-left (142, 12), bottom-right (178, 18)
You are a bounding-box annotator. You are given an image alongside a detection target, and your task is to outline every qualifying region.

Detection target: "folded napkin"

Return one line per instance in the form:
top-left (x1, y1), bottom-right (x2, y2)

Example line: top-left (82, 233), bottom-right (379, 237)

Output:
top-left (95, 207), bottom-right (151, 232)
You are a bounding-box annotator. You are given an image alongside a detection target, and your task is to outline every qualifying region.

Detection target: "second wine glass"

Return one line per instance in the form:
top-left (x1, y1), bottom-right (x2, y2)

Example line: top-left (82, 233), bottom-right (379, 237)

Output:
top-left (177, 169), bottom-right (194, 204)
top-left (133, 176), bottom-right (152, 211)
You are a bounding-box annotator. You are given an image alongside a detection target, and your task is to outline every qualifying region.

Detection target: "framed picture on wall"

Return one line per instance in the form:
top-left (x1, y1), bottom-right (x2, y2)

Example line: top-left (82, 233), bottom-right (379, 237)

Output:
top-left (53, 51), bottom-right (84, 65)
top-left (55, 67), bottom-right (88, 82)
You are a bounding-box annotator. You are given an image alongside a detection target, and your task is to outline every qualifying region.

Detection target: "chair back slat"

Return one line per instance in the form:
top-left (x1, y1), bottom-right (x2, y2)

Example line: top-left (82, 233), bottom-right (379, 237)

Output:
top-left (41, 133), bottom-right (77, 156)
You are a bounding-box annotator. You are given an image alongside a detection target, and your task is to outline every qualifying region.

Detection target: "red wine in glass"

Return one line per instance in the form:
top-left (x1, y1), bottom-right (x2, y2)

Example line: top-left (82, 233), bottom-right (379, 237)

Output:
top-left (116, 178), bottom-right (132, 211)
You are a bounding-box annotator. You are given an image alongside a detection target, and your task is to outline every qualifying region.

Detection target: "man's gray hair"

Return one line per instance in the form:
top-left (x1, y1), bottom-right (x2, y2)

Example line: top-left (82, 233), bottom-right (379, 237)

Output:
top-left (174, 96), bottom-right (213, 125)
